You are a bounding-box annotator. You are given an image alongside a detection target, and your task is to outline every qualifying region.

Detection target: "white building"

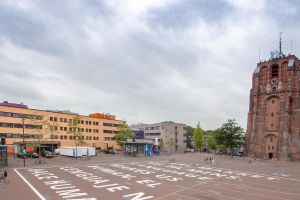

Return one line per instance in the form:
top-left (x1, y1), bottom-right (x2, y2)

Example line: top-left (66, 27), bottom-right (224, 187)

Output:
top-left (130, 122), bottom-right (186, 153)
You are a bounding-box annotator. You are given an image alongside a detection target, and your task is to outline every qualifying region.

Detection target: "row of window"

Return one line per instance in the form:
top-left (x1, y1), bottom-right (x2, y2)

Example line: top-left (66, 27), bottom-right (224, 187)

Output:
top-left (0, 133), bottom-right (43, 139)
top-left (144, 126), bottom-right (160, 130)
top-left (145, 132), bottom-right (161, 136)
top-left (50, 135), bottom-right (100, 141)
top-left (0, 111), bottom-right (42, 120)
top-left (0, 123), bottom-right (116, 134)
top-left (49, 126), bottom-right (116, 134)
top-left (49, 117), bottom-right (119, 127)
top-left (0, 133), bottom-right (114, 141)
top-left (0, 122), bottom-right (42, 129)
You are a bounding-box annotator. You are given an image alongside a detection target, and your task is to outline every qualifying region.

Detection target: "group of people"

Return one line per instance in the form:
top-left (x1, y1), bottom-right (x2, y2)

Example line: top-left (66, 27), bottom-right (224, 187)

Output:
top-left (204, 157), bottom-right (215, 166)
top-left (0, 168), bottom-right (8, 184)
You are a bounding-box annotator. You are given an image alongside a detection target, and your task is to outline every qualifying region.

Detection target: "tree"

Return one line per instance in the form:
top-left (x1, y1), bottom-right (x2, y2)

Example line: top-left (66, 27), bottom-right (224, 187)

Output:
top-left (115, 123), bottom-right (133, 147)
top-left (193, 122), bottom-right (204, 151)
top-left (159, 138), bottom-right (164, 151)
top-left (68, 115), bottom-right (85, 159)
top-left (166, 138), bottom-right (175, 154)
top-left (215, 119), bottom-right (244, 153)
top-left (207, 132), bottom-right (217, 150)
top-left (184, 126), bottom-right (194, 149)
top-left (26, 114), bottom-right (50, 164)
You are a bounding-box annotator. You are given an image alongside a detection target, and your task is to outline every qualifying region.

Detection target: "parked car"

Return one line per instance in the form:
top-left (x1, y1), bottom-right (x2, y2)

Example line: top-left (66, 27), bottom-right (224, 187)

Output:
top-left (29, 152), bottom-right (39, 158)
top-left (16, 153), bottom-right (28, 159)
top-left (41, 151), bottom-right (54, 158)
top-left (105, 149), bottom-right (117, 154)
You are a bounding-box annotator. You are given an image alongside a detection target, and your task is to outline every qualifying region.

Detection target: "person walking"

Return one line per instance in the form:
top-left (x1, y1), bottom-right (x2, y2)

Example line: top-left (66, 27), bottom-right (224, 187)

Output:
top-left (3, 169), bottom-right (8, 184)
top-left (0, 169), bottom-right (4, 184)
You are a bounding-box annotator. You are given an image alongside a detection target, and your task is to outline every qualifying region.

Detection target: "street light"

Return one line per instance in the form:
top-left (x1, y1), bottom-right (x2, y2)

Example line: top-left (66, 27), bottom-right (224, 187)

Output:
top-left (22, 117), bottom-right (26, 167)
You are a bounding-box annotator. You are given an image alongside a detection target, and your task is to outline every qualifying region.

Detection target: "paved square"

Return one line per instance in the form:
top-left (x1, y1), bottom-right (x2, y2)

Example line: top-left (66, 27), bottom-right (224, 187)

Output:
top-left (2, 154), bottom-right (300, 200)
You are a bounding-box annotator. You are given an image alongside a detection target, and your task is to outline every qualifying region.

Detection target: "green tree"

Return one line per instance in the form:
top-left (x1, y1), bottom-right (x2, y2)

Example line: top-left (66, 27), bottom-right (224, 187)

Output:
top-left (215, 119), bottom-right (244, 153)
top-left (184, 126), bottom-right (194, 149)
top-left (193, 122), bottom-right (204, 151)
top-left (159, 138), bottom-right (164, 151)
top-left (207, 132), bottom-right (217, 150)
top-left (68, 115), bottom-right (85, 159)
top-left (115, 123), bottom-right (133, 147)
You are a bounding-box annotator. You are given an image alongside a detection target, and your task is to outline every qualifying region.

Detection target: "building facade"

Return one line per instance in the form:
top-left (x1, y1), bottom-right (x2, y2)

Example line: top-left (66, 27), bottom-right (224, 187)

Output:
top-left (0, 101), bottom-right (124, 152)
top-left (130, 122), bottom-right (186, 153)
top-left (246, 54), bottom-right (300, 161)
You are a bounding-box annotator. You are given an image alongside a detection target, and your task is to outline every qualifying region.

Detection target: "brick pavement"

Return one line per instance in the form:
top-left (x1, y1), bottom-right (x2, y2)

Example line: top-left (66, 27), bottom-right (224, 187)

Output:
top-left (1, 153), bottom-right (300, 200)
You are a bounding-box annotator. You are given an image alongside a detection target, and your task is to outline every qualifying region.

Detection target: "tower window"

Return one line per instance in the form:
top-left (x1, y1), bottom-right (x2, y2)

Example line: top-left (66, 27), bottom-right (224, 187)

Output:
top-left (272, 100), bottom-right (275, 104)
top-left (271, 65), bottom-right (279, 77)
top-left (271, 123), bottom-right (273, 127)
top-left (271, 113), bottom-right (274, 117)
top-left (270, 137), bottom-right (273, 142)
top-left (272, 87), bottom-right (276, 92)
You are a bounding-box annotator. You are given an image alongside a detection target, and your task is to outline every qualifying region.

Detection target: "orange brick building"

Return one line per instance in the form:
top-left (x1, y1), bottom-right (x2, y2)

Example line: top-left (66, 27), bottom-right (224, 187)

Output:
top-left (246, 53), bottom-right (300, 161)
top-left (0, 101), bottom-right (124, 153)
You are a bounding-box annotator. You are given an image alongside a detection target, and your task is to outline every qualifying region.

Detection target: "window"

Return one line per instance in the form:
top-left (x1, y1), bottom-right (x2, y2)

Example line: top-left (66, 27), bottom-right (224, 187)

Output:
top-left (270, 137), bottom-right (273, 142)
top-left (272, 87), bottom-right (276, 92)
top-left (60, 135), bottom-right (63, 139)
top-left (89, 129), bottom-right (92, 132)
top-left (60, 127), bottom-right (63, 131)
top-left (272, 100), bottom-right (275, 104)
top-left (69, 119), bottom-right (72, 123)
top-left (64, 118), bottom-right (67, 123)
top-left (64, 135), bottom-right (67, 140)
top-left (271, 65), bottom-right (279, 77)
top-left (272, 146), bottom-right (274, 150)
top-left (271, 123), bottom-right (273, 128)
top-left (69, 127), bottom-right (73, 131)
top-left (89, 121), bottom-right (92, 125)
top-left (60, 118), bottom-right (63, 122)
top-left (271, 113), bottom-right (274, 117)
top-left (81, 120), bottom-right (84, 124)
top-left (64, 127), bottom-right (67, 131)
top-left (54, 117), bottom-right (57, 122)
top-left (50, 117), bottom-right (54, 121)
top-left (268, 145), bottom-right (270, 150)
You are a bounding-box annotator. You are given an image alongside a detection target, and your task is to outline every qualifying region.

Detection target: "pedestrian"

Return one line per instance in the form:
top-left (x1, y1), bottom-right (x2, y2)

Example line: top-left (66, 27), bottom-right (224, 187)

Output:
top-left (209, 157), bottom-right (212, 165)
top-left (0, 170), bottom-right (4, 184)
top-left (212, 157), bottom-right (215, 166)
top-left (3, 169), bottom-right (8, 184)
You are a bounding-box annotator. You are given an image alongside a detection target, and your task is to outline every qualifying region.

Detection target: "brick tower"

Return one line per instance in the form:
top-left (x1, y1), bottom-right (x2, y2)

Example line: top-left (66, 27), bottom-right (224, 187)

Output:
top-left (246, 49), bottom-right (300, 161)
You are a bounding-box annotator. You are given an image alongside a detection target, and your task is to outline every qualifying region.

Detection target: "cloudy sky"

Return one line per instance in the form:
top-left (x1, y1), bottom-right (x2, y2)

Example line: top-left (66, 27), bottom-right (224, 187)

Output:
top-left (0, 0), bottom-right (300, 130)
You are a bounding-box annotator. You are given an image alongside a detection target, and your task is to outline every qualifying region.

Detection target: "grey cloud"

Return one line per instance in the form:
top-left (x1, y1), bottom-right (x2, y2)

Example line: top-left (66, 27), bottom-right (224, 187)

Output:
top-left (0, 0), bottom-right (300, 129)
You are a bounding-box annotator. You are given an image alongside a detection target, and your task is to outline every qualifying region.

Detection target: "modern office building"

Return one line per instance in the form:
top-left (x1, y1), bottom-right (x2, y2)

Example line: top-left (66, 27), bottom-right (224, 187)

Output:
top-left (130, 122), bottom-right (186, 153)
top-left (246, 49), bottom-right (300, 161)
top-left (0, 101), bottom-right (124, 153)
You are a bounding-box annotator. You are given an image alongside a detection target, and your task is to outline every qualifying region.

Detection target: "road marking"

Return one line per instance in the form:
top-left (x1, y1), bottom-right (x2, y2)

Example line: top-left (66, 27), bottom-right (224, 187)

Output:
top-left (14, 169), bottom-right (47, 200)
top-left (14, 160), bottom-right (147, 170)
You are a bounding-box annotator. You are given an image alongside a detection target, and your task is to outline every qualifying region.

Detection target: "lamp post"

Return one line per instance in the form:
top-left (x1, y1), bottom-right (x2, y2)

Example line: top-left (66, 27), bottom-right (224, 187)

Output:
top-left (22, 117), bottom-right (26, 167)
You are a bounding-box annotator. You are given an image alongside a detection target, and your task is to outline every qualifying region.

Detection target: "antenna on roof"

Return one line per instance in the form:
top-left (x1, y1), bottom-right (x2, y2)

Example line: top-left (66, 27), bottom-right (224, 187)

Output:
top-left (290, 39), bottom-right (293, 55)
top-left (258, 48), bottom-right (261, 62)
top-left (279, 32), bottom-right (283, 56)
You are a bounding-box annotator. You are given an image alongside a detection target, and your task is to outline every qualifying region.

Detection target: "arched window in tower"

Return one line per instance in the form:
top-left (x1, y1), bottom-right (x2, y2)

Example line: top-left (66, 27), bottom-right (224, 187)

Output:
top-left (271, 64), bottom-right (279, 77)
top-left (270, 137), bottom-right (273, 142)
top-left (271, 112), bottom-right (274, 117)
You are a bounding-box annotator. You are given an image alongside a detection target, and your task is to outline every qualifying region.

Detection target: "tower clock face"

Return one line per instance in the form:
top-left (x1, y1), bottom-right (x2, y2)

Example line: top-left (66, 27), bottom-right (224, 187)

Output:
top-left (271, 78), bottom-right (278, 84)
